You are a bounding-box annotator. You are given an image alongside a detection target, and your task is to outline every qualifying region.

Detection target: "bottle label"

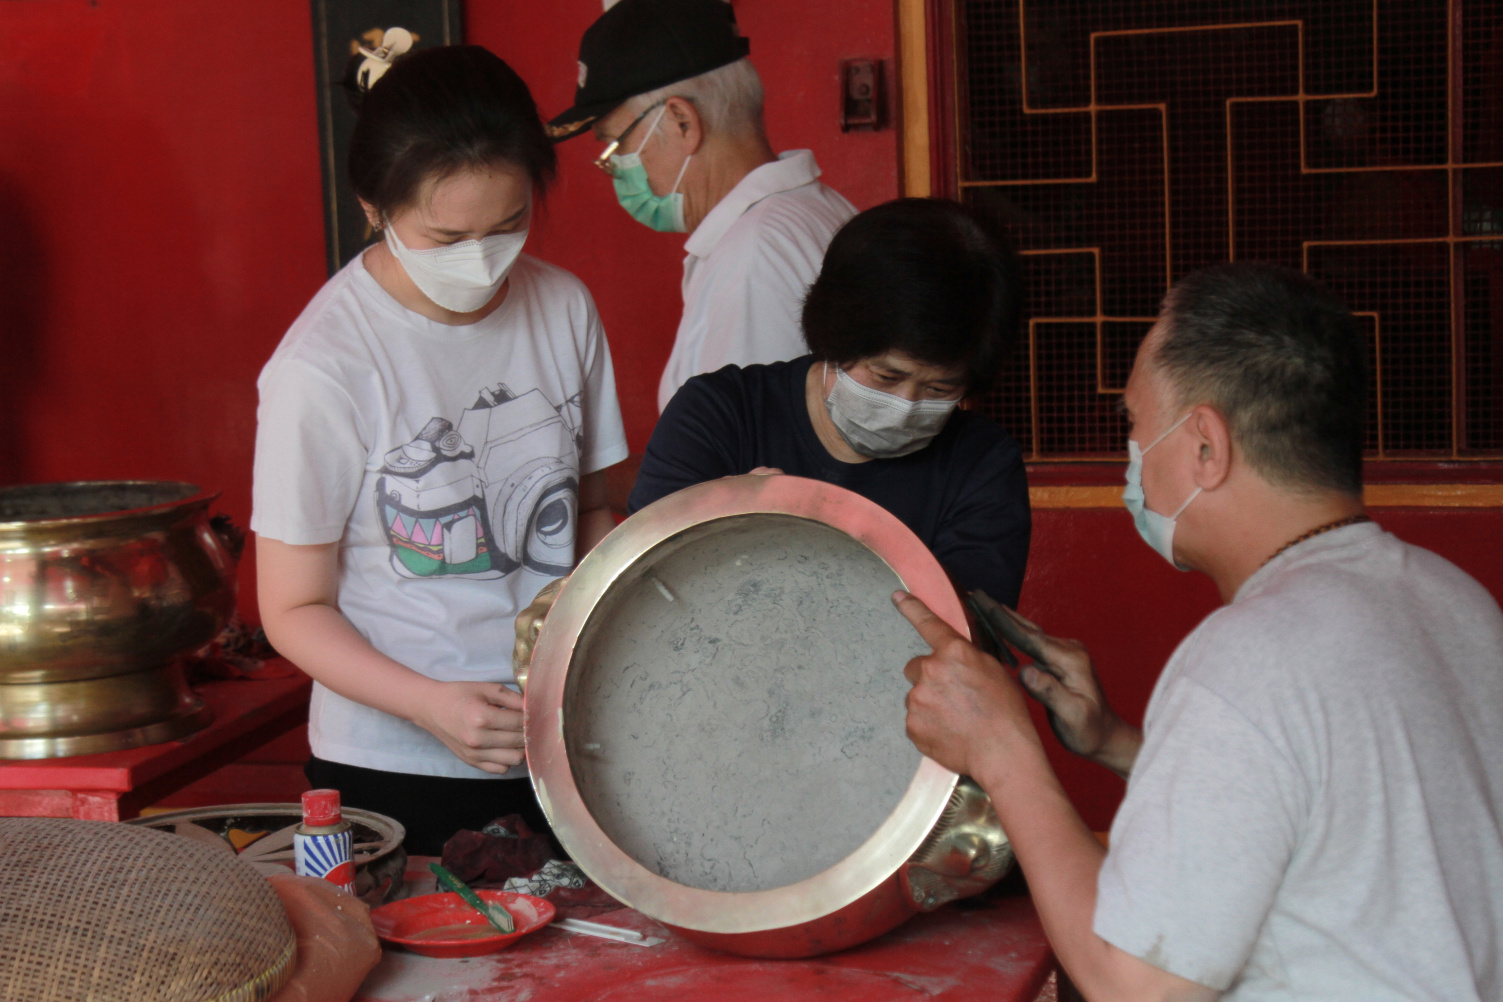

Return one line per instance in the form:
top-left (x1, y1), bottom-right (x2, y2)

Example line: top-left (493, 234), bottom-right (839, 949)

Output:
top-left (294, 828), bottom-right (354, 892)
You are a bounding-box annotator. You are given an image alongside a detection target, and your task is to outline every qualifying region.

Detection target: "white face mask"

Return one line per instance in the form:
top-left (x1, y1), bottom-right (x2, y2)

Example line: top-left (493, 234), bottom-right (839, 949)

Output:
top-left (823, 364), bottom-right (960, 459)
top-left (383, 217), bottom-right (528, 313)
top-left (1123, 411), bottom-right (1201, 569)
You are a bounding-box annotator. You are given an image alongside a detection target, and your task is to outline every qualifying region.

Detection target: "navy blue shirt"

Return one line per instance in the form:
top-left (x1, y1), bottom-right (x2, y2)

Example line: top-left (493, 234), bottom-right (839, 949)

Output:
top-left (629, 356), bottom-right (1031, 607)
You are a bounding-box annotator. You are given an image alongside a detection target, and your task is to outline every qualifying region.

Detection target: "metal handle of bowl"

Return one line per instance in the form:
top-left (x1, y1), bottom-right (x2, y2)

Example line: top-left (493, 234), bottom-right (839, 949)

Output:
top-left (900, 777), bottom-right (1015, 911)
top-left (209, 513), bottom-right (247, 562)
top-left (512, 576), bottom-right (568, 693)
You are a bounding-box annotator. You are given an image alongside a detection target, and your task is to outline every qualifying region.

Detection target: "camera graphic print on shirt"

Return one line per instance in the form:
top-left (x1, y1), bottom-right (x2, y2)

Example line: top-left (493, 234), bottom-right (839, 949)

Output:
top-left (374, 382), bottom-right (584, 580)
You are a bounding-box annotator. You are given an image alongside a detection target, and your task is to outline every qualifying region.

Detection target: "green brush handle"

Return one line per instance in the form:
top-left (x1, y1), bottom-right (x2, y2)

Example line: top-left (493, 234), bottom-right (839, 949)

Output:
top-left (429, 862), bottom-right (515, 934)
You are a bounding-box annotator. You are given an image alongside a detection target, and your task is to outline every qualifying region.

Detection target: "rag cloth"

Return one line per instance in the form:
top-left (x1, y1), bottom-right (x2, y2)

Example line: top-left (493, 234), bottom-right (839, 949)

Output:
top-left (441, 815), bottom-right (620, 919)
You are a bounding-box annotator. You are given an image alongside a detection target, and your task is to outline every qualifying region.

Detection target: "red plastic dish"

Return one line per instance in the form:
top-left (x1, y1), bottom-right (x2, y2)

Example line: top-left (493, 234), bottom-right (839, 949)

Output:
top-left (371, 890), bottom-right (556, 958)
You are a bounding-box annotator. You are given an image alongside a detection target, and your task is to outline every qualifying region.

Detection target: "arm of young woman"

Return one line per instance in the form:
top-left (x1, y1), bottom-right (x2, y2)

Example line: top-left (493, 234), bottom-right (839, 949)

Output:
top-left (576, 469), bottom-right (614, 555)
top-left (256, 536), bottom-right (525, 774)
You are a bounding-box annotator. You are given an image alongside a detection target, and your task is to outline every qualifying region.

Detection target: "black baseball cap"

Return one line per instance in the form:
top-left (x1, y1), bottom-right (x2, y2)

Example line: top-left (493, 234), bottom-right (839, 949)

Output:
top-left (546, 0), bottom-right (751, 142)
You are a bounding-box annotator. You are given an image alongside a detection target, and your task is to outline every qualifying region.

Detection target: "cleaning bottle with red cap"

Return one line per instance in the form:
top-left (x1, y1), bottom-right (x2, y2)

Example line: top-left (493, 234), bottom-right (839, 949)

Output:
top-left (294, 788), bottom-right (354, 892)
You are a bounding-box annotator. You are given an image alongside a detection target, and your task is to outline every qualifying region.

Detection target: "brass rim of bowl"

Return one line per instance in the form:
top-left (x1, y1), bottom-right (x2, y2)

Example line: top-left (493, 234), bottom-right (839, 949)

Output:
top-left (0, 696), bottom-right (213, 759)
top-left (524, 474), bottom-right (966, 936)
top-left (0, 480), bottom-right (217, 534)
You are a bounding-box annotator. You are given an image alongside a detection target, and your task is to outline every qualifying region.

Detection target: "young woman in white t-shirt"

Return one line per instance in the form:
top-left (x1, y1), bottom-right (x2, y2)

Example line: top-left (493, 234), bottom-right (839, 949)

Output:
top-left (252, 46), bottom-right (628, 855)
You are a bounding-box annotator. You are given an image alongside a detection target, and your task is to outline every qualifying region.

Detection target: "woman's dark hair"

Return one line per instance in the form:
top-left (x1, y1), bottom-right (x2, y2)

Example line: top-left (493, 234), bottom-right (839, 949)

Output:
top-left (801, 198), bottom-right (1022, 394)
top-left (347, 46), bottom-right (556, 217)
top-left (1155, 262), bottom-right (1367, 496)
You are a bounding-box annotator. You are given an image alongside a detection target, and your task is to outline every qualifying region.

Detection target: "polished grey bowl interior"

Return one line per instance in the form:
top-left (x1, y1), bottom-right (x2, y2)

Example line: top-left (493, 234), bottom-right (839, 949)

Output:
top-left (564, 514), bottom-right (928, 894)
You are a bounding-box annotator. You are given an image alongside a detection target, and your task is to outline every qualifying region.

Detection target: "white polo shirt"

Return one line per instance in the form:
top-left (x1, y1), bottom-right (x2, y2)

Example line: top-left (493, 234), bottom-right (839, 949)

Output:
top-left (657, 149), bottom-right (856, 412)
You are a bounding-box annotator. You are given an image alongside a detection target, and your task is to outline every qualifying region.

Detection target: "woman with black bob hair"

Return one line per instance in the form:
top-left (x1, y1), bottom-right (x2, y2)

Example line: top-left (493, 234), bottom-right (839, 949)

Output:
top-left (253, 46), bottom-right (628, 854)
top-left (628, 197), bottom-right (1030, 607)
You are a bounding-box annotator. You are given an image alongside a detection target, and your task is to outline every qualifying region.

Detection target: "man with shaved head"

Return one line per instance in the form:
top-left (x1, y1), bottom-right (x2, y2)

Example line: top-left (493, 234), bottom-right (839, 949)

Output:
top-left (898, 262), bottom-right (1503, 1000)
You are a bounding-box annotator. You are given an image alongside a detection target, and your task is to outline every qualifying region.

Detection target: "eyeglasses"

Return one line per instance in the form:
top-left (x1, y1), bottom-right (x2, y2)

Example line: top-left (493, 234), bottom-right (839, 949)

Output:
top-left (592, 101), bottom-right (667, 174)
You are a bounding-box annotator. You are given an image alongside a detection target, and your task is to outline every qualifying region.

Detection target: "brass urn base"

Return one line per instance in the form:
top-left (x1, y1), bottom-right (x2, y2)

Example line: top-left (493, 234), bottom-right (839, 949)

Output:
top-left (0, 663), bottom-right (213, 760)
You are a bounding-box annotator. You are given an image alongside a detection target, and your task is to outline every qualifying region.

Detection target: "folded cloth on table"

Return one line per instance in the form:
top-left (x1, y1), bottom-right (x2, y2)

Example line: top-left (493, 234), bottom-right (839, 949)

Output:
top-left (441, 815), bottom-right (621, 919)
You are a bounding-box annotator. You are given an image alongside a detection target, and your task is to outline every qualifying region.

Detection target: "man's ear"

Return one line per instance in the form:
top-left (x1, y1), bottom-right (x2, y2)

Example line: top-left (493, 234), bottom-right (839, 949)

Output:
top-left (1189, 404), bottom-right (1233, 491)
top-left (664, 96), bottom-right (705, 154)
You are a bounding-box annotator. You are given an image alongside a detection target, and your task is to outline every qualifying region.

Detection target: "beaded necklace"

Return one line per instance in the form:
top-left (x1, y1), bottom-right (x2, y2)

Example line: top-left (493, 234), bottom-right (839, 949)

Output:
top-left (1262, 513), bottom-right (1371, 567)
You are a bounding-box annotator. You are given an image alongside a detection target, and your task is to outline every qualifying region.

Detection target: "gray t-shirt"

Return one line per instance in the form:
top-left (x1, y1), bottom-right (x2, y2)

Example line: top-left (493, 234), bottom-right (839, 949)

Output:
top-left (1095, 522), bottom-right (1503, 1000)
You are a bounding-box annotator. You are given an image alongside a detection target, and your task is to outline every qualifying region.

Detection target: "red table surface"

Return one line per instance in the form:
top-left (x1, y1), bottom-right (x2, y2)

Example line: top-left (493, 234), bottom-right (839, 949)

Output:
top-left (358, 884), bottom-right (1054, 1002)
top-left (0, 672), bottom-right (311, 820)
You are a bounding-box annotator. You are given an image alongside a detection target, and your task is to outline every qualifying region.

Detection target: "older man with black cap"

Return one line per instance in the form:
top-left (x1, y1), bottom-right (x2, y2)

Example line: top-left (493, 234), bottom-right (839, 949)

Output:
top-left (547, 0), bottom-right (856, 413)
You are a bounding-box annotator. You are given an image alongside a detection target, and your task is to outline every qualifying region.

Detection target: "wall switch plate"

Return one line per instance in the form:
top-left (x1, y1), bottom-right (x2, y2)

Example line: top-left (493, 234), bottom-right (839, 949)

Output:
top-left (841, 59), bottom-right (883, 131)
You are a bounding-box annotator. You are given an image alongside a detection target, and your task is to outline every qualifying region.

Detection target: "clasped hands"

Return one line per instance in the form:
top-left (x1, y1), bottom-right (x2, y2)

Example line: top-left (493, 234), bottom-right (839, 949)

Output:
top-left (895, 590), bottom-right (1141, 781)
top-left (408, 576), bottom-right (578, 776)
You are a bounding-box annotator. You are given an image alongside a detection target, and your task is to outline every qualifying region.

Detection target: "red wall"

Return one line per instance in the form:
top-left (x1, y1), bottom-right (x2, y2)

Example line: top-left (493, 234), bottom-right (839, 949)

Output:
top-left (0, 0), bottom-right (899, 599)
top-left (3, 1), bottom-right (1500, 830)
top-left (0, 0), bottom-right (327, 569)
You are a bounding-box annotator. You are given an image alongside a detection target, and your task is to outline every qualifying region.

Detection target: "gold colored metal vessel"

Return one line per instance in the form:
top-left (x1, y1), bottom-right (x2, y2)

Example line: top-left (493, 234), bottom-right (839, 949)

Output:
top-left (524, 475), bottom-right (1011, 958)
top-left (0, 482), bottom-right (239, 758)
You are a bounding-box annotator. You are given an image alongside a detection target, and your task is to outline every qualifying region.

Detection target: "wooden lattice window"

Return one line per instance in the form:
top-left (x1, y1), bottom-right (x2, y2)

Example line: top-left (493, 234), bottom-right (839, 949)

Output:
top-left (913, 0), bottom-right (1503, 462)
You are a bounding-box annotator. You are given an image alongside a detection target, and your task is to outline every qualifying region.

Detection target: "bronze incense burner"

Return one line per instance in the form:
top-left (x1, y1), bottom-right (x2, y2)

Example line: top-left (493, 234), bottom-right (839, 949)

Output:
top-left (0, 482), bottom-right (239, 758)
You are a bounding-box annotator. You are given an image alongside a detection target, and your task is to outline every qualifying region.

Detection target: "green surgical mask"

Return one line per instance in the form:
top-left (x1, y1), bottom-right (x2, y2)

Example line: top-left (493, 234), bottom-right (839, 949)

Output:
top-left (608, 104), bottom-right (691, 233)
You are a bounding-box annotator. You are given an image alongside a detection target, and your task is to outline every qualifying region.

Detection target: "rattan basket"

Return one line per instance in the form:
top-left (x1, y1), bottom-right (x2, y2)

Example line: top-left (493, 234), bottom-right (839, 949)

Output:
top-left (0, 817), bottom-right (295, 1002)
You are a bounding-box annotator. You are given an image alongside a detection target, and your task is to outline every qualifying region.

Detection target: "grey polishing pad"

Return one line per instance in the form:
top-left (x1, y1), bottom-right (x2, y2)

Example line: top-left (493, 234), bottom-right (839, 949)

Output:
top-left (565, 514), bottom-right (929, 893)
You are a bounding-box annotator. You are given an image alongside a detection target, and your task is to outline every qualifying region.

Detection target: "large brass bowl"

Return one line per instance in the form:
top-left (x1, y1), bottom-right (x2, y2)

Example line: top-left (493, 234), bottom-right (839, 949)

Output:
top-left (525, 475), bottom-right (1012, 958)
top-left (0, 482), bottom-right (239, 758)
